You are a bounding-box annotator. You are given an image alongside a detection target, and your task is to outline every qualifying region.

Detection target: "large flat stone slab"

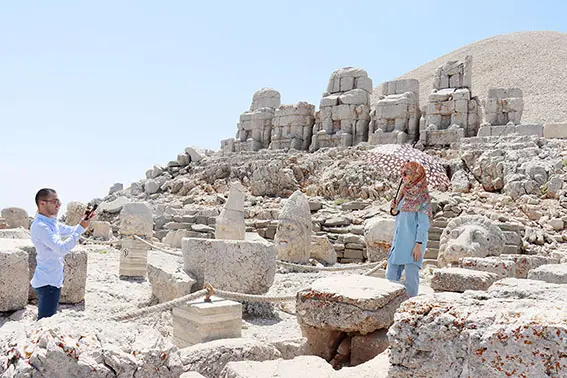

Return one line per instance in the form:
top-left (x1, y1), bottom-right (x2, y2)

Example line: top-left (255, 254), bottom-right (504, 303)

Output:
top-left (528, 263), bottom-right (567, 284)
top-left (296, 276), bottom-right (407, 334)
top-left (431, 267), bottom-right (499, 293)
top-left (388, 278), bottom-right (567, 377)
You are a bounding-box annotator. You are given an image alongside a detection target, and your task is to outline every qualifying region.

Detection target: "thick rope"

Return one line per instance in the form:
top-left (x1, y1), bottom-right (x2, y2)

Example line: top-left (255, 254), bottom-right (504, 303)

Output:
top-left (132, 235), bottom-right (182, 257)
top-left (214, 289), bottom-right (296, 303)
top-left (80, 237), bottom-right (120, 246)
top-left (363, 264), bottom-right (386, 276)
top-left (108, 289), bottom-right (208, 321)
top-left (277, 260), bottom-right (381, 272)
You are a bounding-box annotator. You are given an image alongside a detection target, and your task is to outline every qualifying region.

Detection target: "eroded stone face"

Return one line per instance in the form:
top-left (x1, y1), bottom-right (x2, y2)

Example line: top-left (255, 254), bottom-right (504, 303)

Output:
top-left (274, 191), bottom-right (312, 264)
top-left (438, 215), bottom-right (505, 267)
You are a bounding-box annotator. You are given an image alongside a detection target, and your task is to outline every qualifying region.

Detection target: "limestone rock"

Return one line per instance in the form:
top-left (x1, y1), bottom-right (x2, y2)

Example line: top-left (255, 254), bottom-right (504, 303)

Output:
top-left (249, 162), bottom-right (298, 197)
top-left (274, 191), bottom-right (312, 264)
top-left (0, 248), bottom-right (29, 311)
top-left (0, 228), bottom-right (30, 239)
top-left (91, 221), bottom-right (112, 240)
top-left (163, 229), bottom-right (195, 248)
top-left (296, 276), bottom-right (407, 334)
top-left (119, 202), bottom-right (153, 238)
top-left (182, 238), bottom-right (276, 294)
top-left (388, 278), bottom-right (567, 377)
top-left (65, 201), bottom-right (87, 226)
top-left (438, 214), bottom-right (505, 267)
top-left (430, 267), bottom-right (499, 292)
top-left (216, 182), bottom-right (246, 240)
top-left (144, 179), bottom-right (160, 194)
top-left (451, 170), bottom-right (472, 193)
top-left (185, 146), bottom-right (206, 162)
top-left (108, 182), bottom-right (123, 195)
top-left (527, 263), bottom-right (567, 284)
top-left (98, 196), bottom-right (129, 214)
top-left (500, 253), bottom-right (553, 278)
top-left (364, 217), bottom-right (395, 262)
top-left (1, 207), bottom-right (29, 229)
top-left (310, 235), bottom-right (336, 265)
top-left (26, 247), bottom-right (88, 304)
top-left (179, 339), bottom-right (281, 378)
top-left (220, 355), bottom-right (335, 378)
top-left (180, 373), bottom-right (206, 378)
top-left (350, 329), bottom-right (389, 366)
top-left (147, 252), bottom-right (195, 303)
top-left (459, 256), bottom-right (516, 278)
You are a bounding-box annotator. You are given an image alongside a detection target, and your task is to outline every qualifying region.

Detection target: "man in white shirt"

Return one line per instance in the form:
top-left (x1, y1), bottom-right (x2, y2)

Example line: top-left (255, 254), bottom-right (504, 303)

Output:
top-left (30, 188), bottom-right (94, 320)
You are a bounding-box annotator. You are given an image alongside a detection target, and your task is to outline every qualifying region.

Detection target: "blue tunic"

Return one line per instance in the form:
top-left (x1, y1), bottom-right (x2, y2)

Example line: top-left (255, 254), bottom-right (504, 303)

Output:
top-left (388, 199), bottom-right (430, 269)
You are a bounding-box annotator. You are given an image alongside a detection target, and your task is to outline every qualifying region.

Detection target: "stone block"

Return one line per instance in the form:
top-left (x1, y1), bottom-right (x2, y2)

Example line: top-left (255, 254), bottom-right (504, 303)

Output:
top-left (527, 263), bottom-right (567, 284)
top-left (388, 278), bottom-right (567, 377)
top-left (163, 229), bottom-right (196, 248)
top-left (430, 267), bottom-right (499, 292)
top-left (147, 251), bottom-right (195, 303)
top-left (355, 76), bottom-right (373, 93)
top-left (500, 254), bottom-right (553, 278)
top-left (364, 217), bottom-right (395, 262)
top-left (119, 237), bottom-right (149, 278)
top-left (310, 235), bottom-right (336, 265)
top-left (458, 257), bottom-right (516, 278)
top-left (179, 372), bottom-right (206, 378)
top-left (91, 221), bottom-right (112, 240)
top-left (172, 295), bottom-right (242, 347)
top-left (339, 76), bottom-right (355, 92)
top-left (0, 248), bottom-right (29, 311)
top-left (338, 89), bottom-right (369, 105)
top-left (26, 247), bottom-right (87, 303)
top-left (544, 123), bottom-right (567, 139)
top-left (298, 321), bottom-right (343, 361)
top-left (179, 338), bottom-right (283, 378)
top-left (182, 238), bottom-right (276, 294)
top-left (296, 276), bottom-right (407, 334)
top-left (350, 329), bottom-right (389, 366)
top-left (1, 208), bottom-right (29, 229)
top-left (119, 202), bottom-right (153, 238)
top-left (516, 123), bottom-right (544, 137)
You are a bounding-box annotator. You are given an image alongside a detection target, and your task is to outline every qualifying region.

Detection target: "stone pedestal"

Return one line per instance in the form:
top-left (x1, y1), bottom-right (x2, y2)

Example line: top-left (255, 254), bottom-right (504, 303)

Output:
top-left (119, 237), bottom-right (149, 278)
top-left (172, 295), bottom-right (242, 348)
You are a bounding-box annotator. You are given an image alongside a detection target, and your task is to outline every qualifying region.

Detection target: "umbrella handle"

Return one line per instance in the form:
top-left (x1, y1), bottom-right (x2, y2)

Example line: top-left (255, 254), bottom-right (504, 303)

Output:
top-left (390, 179), bottom-right (403, 216)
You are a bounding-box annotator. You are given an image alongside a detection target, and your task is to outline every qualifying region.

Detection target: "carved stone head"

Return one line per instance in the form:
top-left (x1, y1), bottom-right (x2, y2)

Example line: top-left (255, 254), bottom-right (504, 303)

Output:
top-left (438, 215), bottom-right (505, 267)
top-left (274, 190), bottom-right (312, 264)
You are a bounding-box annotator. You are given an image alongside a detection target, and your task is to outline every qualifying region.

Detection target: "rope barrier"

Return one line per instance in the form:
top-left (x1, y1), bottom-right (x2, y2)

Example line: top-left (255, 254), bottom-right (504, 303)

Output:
top-left (80, 237), bottom-right (120, 246)
top-left (276, 260), bottom-right (381, 272)
top-left (131, 235), bottom-right (182, 257)
top-left (108, 284), bottom-right (298, 321)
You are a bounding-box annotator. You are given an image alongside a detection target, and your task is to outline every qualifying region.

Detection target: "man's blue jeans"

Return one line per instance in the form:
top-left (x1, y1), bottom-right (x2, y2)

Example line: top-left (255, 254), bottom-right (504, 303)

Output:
top-left (386, 263), bottom-right (420, 297)
top-left (35, 285), bottom-right (61, 320)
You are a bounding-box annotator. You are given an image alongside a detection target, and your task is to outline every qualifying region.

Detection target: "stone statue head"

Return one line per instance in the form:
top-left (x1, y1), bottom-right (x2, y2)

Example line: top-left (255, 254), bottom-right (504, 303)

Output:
top-left (438, 215), bottom-right (505, 267)
top-left (274, 190), bottom-right (312, 264)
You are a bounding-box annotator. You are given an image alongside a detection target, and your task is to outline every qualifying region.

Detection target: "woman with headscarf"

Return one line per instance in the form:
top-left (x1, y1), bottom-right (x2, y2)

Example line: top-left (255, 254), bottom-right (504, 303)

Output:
top-left (386, 161), bottom-right (432, 297)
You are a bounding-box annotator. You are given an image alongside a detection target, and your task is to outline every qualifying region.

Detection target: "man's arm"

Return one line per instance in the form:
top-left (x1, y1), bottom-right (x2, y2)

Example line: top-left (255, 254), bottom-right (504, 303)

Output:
top-left (33, 222), bottom-right (86, 258)
top-left (58, 223), bottom-right (81, 237)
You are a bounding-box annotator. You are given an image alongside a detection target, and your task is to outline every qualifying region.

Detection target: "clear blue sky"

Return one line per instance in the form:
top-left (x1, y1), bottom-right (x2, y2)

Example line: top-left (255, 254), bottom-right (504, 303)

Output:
top-left (1, 1), bottom-right (566, 216)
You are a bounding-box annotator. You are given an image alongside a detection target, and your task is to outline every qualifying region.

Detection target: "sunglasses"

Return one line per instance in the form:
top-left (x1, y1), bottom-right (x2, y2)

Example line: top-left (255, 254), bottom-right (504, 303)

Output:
top-left (43, 199), bottom-right (61, 205)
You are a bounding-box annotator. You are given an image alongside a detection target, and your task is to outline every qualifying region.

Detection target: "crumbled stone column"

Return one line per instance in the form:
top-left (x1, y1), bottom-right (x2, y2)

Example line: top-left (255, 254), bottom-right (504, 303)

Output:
top-left (119, 202), bottom-right (153, 278)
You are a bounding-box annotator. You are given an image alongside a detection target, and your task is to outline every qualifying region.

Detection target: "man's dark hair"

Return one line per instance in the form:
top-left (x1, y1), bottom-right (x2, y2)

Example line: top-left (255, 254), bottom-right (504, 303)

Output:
top-left (35, 188), bottom-right (57, 206)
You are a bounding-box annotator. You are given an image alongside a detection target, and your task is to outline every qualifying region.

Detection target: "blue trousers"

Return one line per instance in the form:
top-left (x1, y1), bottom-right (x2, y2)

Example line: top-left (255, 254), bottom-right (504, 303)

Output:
top-left (386, 263), bottom-right (420, 297)
top-left (35, 285), bottom-right (61, 320)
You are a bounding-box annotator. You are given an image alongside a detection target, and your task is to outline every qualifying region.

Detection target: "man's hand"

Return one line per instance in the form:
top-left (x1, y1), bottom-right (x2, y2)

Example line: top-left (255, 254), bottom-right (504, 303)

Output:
top-left (412, 243), bottom-right (422, 262)
top-left (79, 210), bottom-right (95, 229)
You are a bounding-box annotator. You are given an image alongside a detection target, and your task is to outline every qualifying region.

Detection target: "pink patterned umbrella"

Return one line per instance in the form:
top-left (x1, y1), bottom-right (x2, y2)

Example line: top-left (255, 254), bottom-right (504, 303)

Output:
top-left (366, 144), bottom-right (451, 191)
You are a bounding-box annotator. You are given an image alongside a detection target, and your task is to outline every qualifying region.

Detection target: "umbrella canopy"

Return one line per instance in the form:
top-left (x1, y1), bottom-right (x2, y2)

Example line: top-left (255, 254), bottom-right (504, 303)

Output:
top-left (366, 144), bottom-right (451, 190)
